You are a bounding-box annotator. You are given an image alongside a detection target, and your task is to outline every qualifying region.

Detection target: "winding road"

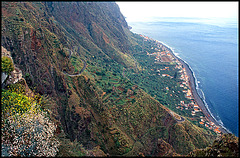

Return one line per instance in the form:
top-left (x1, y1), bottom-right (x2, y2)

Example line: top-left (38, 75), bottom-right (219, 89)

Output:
top-left (169, 110), bottom-right (185, 123)
top-left (62, 48), bottom-right (87, 77)
top-left (62, 58), bottom-right (86, 77)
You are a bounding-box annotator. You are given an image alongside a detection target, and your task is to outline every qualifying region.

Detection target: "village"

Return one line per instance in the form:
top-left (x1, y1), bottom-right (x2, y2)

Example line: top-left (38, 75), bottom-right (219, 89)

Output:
top-left (140, 34), bottom-right (222, 135)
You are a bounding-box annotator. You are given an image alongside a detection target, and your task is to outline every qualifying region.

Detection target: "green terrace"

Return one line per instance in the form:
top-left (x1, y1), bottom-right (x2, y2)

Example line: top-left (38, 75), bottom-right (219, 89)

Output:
top-left (125, 34), bottom-right (208, 122)
top-left (87, 63), bottom-right (138, 108)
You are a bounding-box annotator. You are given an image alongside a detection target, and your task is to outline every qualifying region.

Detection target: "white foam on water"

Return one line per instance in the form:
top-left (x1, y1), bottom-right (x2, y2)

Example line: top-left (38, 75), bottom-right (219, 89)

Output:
top-left (156, 40), bottom-right (231, 133)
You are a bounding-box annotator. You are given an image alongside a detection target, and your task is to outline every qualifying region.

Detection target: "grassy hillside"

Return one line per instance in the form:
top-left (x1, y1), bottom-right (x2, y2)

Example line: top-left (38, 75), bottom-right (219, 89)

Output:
top-left (1, 1), bottom-right (219, 156)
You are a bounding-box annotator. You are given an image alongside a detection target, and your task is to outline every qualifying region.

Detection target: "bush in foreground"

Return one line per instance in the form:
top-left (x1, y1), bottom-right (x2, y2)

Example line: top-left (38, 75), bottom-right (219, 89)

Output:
top-left (1, 87), bottom-right (60, 157)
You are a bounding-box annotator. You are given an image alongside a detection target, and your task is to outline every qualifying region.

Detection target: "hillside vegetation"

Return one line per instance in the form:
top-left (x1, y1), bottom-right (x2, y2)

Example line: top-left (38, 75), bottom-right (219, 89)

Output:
top-left (1, 2), bottom-right (237, 156)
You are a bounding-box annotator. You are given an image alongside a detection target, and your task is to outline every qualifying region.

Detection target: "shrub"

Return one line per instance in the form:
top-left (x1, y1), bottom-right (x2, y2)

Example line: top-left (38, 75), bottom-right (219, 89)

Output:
top-left (1, 56), bottom-right (14, 75)
top-left (1, 89), bottom-right (34, 117)
top-left (1, 88), bottom-right (59, 156)
top-left (6, 82), bottom-right (26, 94)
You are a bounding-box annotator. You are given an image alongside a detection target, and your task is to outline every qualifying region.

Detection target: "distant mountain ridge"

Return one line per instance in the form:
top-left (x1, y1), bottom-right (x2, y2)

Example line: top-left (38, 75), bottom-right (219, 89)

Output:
top-left (1, 1), bottom-right (237, 156)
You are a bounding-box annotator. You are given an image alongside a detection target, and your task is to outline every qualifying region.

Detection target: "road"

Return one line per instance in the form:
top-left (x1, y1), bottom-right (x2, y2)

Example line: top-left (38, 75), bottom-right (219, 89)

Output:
top-left (62, 58), bottom-right (86, 77)
top-left (169, 110), bottom-right (185, 123)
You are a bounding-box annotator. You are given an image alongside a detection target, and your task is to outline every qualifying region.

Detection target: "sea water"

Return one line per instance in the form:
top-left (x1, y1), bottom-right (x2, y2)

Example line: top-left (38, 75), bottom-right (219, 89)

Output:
top-left (128, 17), bottom-right (239, 136)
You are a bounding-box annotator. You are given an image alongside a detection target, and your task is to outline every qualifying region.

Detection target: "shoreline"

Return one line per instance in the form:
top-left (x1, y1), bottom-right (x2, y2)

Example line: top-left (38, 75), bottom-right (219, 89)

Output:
top-left (156, 40), bottom-right (230, 134)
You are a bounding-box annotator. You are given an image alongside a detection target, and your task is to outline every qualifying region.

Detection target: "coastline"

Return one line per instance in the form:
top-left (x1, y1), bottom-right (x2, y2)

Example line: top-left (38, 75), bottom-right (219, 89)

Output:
top-left (160, 41), bottom-right (230, 134)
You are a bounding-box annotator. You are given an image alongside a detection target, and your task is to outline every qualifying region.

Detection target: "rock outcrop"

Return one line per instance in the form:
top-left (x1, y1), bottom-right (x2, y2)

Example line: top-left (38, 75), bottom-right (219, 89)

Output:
top-left (188, 133), bottom-right (239, 157)
top-left (1, 46), bottom-right (22, 86)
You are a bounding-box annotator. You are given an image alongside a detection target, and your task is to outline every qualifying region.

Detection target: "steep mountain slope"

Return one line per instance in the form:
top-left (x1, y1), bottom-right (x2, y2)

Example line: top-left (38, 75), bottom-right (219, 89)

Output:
top-left (1, 1), bottom-right (219, 156)
top-left (188, 133), bottom-right (239, 157)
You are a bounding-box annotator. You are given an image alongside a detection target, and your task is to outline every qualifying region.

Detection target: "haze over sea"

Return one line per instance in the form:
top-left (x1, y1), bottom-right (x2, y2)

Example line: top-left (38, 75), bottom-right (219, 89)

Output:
top-left (128, 17), bottom-right (238, 136)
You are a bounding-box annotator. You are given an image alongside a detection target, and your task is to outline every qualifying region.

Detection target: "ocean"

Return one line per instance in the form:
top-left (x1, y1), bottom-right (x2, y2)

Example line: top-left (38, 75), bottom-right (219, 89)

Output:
top-left (128, 17), bottom-right (239, 136)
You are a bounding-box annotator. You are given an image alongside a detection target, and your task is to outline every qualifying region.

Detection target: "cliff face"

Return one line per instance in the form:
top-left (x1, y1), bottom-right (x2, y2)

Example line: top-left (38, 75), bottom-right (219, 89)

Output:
top-left (45, 2), bottom-right (130, 53)
top-left (1, 1), bottom-right (224, 156)
top-left (188, 134), bottom-right (239, 157)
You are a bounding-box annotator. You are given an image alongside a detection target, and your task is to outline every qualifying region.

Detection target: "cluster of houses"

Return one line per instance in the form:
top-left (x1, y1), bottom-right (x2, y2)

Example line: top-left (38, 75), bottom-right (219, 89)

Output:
top-left (142, 34), bottom-right (174, 63)
top-left (176, 62), bottom-right (222, 134)
top-left (147, 48), bottom-right (174, 63)
top-left (140, 35), bottom-right (222, 135)
top-left (177, 99), bottom-right (221, 134)
top-left (175, 60), bottom-right (222, 134)
top-left (199, 116), bottom-right (222, 134)
top-left (155, 67), bottom-right (174, 78)
top-left (177, 100), bottom-right (201, 114)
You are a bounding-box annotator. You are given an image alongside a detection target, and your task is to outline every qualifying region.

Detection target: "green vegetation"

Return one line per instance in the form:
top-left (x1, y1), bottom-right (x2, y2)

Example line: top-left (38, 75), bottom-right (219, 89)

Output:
top-left (2, 89), bottom-right (34, 116)
top-left (1, 1), bottom-right (232, 157)
top-left (1, 79), bottom-right (59, 156)
top-left (1, 56), bottom-right (14, 75)
top-left (125, 35), bottom-right (192, 117)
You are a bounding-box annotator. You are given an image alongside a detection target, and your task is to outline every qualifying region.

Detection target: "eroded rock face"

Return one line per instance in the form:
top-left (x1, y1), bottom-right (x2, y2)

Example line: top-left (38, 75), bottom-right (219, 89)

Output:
top-left (188, 133), bottom-right (239, 157)
top-left (1, 72), bottom-right (8, 85)
top-left (1, 46), bottom-right (11, 57)
top-left (7, 67), bottom-right (23, 84)
top-left (87, 145), bottom-right (107, 157)
top-left (66, 106), bottom-right (92, 142)
top-left (1, 47), bottom-right (11, 86)
top-left (154, 138), bottom-right (179, 157)
top-left (1, 46), bottom-right (22, 86)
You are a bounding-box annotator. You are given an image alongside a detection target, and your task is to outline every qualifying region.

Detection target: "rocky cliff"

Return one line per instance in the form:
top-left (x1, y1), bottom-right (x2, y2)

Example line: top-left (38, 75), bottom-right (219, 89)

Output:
top-left (188, 133), bottom-right (239, 157)
top-left (1, 1), bottom-right (237, 156)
